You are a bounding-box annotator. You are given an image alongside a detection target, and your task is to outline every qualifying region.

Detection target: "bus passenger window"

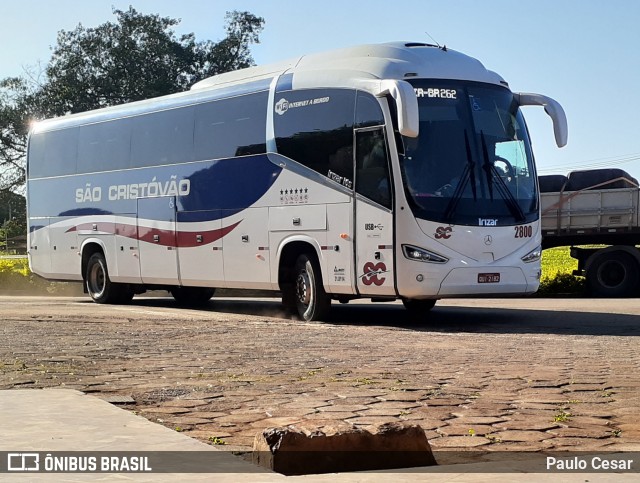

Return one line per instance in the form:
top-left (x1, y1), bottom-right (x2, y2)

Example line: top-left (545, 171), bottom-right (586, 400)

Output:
top-left (356, 92), bottom-right (385, 128)
top-left (274, 88), bottom-right (355, 186)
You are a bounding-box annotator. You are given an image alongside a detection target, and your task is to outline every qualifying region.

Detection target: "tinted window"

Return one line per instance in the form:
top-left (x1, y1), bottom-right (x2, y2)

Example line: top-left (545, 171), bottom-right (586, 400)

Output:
top-left (355, 128), bottom-right (392, 208)
top-left (195, 92), bottom-right (267, 160)
top-left (356, 92), bottom-right (385, 128)
top-left (131, 106), bottom-right (195, 167)
top-left (402, 80), bottom-right (538, 225)
top-left (29, 91), bottom-right (269, 178)
top-left (275, 89), bottom-right (355, 188)
top-left (28, 128), bottom-right (78, 178)
top-left (27, 133), bottom-right (46, 178)
top-left (78, 119), bottom-right (131, 173)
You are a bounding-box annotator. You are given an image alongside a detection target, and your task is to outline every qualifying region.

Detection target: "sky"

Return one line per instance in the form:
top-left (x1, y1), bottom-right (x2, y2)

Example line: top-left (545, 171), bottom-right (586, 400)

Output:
top-left (2, 0), bottom-right (640, 181)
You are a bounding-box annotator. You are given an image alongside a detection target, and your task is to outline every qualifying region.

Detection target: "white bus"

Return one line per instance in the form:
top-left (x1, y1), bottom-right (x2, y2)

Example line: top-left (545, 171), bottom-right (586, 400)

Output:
top-left (27, 42), bottom-right (567, 321)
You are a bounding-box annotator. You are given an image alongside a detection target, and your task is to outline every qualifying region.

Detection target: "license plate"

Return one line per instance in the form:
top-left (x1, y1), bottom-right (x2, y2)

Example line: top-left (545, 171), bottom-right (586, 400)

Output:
top-left (478, 273), bottom-right (500, 283)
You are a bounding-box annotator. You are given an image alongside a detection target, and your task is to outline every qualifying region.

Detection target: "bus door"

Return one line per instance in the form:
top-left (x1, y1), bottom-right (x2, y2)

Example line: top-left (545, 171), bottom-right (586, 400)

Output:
top-left (354, 127), bottom-right (396, 296)
top-left (137, 196), bottom-right (179, 285)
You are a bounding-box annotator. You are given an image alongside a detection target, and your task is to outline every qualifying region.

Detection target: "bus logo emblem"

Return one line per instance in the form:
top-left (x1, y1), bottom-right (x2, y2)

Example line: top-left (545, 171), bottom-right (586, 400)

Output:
top-left (275, 98), bottom-right (289, 115)
top-left (361, 261), bottom-right (387, 286)
top-left (434, 226), bottom-right (452, 239)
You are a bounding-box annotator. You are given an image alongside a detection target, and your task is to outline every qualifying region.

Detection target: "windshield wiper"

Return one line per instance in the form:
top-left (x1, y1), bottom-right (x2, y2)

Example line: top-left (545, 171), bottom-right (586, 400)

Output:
top-left (444, 131), bottom-right (476, 221)
top-left (465, 131), bottom-right (477, 202)
top-left (480, 132), bottom-right (525, 222)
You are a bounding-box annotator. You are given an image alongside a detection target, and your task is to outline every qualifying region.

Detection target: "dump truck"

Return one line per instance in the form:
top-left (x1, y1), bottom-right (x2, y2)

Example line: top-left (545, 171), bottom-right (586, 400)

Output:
top-left (540, 168), bottom-right (640, 297)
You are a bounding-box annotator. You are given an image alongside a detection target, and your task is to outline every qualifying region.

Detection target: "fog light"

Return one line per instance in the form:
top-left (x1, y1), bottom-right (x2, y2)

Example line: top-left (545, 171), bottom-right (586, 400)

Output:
top-left (416, 274), bottom-right (424, 282)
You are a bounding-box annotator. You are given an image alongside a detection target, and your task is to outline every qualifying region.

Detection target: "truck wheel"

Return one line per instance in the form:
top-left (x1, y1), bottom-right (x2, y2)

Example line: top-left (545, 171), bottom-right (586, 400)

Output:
top-left (170, 287), bottom-right (215, 306)
top-left (586, 251), bottom-right (640, 297)
top-left (293, 253), bottom-right (330, 321)
top-left (85, 252), bottom-right (132, 304)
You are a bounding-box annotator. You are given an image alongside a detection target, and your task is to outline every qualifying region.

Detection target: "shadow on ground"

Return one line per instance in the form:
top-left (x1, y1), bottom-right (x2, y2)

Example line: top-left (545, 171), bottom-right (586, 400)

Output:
top-left (121, 295), bottom-right (640, 338)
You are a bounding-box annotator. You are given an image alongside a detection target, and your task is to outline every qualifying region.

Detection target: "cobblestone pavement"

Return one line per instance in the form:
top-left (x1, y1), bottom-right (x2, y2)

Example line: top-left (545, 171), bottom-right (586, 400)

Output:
top-left (1, 296), bottom-right (639, 462)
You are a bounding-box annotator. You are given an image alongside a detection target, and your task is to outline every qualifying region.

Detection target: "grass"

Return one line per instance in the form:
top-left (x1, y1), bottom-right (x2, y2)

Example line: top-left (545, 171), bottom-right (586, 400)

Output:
top-left (541, 247), bottom-right (578, 280)
top-left (0, 257), bottom-right (80, 295)
top-left (208, 436), bottom-right (227, 445)
top-left (553, 409), bottom-right (572, 423)
top-left (539, 247), bottom-right (585, 296)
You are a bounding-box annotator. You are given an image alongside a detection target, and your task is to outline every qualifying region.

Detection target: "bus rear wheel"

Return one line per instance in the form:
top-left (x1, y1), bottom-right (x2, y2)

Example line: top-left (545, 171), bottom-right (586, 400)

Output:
top-left (293, 253), bottom-right (330, 321)
top-left (85, 252), bottom-right (133, 304)
top-left (170, 287), bottom-right (215, 306)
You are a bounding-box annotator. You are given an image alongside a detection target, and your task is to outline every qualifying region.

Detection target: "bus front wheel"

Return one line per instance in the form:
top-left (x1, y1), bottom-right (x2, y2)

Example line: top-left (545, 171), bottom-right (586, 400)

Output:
top-left (293, 253), bottom-right (330, 321)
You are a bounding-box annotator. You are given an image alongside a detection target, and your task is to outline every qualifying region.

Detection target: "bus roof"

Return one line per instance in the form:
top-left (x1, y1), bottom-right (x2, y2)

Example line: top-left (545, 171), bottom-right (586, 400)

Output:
top-left (31, 41), bottom-right (506, 134)
top-left (191, 41), bottom-right (506, 91)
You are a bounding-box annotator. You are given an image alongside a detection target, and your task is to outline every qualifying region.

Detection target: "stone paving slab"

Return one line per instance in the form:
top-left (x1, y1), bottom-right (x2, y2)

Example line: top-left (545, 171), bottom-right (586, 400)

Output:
top-left (1, 296), bottom-right (640, 478)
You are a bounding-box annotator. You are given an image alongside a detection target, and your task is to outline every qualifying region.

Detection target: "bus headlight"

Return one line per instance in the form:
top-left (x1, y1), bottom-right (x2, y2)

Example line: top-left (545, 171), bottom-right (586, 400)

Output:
top-left (402, 244), bottom-right (449, 264)
top-left (521, 246), bottom-right (542, 263)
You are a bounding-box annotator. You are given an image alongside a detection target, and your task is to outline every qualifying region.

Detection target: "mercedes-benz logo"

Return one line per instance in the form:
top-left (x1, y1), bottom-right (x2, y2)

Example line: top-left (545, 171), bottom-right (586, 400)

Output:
top-left (484, 235), bottom-right (493, 245)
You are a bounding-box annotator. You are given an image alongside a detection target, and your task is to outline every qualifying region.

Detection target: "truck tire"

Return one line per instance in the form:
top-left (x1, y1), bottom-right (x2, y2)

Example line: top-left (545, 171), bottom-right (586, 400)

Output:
top-left (292, 253), bottom-right (330, 321)
top-left (85, 252), bottom-right (133, 304)
top-left (586, 251), bottom-right (640, 297)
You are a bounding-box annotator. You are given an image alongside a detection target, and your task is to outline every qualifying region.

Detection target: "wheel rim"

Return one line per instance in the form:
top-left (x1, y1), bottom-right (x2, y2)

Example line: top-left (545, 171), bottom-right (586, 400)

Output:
top-left (87, 261), bottom-right (106, 298)
top-left (296, 270), bottom-right (311, 308)
top-left (598, 261), bottom-right (626, 288)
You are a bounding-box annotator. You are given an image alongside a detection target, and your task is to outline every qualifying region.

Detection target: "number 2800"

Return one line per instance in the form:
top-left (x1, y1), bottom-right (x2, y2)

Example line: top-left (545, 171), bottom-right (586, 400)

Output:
top-left (514, 225), bottom-right (533, 238)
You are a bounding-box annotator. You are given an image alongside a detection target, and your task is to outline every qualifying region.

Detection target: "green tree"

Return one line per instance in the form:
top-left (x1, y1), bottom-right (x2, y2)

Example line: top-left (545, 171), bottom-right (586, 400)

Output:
top-left (0, 78), bottom-right (33, 193)
top-left (0, 7), bottom-right (264, 192)
top-left (0, 189), bottom-right (26, 252)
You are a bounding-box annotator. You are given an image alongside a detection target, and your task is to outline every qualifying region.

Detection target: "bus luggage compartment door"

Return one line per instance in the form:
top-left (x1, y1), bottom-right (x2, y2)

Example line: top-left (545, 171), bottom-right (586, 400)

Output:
top-left (137, 196), bottom-right (179, 285)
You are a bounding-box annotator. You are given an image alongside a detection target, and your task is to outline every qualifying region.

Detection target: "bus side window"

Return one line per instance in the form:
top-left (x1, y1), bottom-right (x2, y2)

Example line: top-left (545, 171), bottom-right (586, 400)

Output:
top-left (274, 88), bottom-right (355, 187)
top-left (356, 92), bottom-right (385, 128)
top-left (78, 119), bottom-right (131, 173)
top-left (355, 129), bottom-right (392, 209)
top-left (29, 128), bottom-right (79, 178)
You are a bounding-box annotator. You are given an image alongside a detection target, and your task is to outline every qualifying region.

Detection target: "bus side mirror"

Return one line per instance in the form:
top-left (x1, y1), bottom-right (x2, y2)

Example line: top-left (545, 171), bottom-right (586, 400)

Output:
top-left (515, 92), bottom-right (568, 148)
top-left (377, 80), bottom-right (419, 138)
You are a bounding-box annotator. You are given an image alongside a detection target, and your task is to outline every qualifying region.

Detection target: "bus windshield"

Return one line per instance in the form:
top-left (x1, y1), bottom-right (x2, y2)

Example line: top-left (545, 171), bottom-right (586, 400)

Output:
top-left (401, 80), bottom-right (538, 226)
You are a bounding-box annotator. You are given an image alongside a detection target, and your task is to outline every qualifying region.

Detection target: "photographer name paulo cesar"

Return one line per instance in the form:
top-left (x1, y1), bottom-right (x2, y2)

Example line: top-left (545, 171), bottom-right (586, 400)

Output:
top-left (546, 456), bottom-right (634, 471)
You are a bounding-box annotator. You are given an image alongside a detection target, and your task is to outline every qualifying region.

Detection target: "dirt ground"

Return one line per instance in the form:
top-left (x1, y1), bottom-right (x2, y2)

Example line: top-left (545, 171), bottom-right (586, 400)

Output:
top-left (1, 295), bottom-right (639, 463)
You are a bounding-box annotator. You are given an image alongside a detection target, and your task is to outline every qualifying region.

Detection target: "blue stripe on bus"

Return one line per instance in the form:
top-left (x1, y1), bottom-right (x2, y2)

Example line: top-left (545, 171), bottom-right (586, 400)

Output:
top-left (276, 73), bottom-right (294, 92)
top-left (27, 154), bottom-right (282, 221)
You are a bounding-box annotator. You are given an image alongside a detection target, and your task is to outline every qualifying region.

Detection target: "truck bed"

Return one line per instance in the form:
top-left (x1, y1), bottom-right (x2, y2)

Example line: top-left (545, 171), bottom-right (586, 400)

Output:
top-left (539, 170), bottom-right (640, 249)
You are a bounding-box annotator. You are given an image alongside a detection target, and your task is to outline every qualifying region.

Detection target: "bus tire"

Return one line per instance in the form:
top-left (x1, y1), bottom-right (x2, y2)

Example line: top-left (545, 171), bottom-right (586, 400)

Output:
top-left (281, 283), bottom-right (296, 313)
top-left (85, 252), bottom-right (130, 304)
top-left (402, 299), bottom-right (437, 319)
top-left (170, 287), bottom-right (215, 306)
top-left (293, 253), bottom-right (330, 321)
top-left (586, 251), bottom-right (639, 297)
